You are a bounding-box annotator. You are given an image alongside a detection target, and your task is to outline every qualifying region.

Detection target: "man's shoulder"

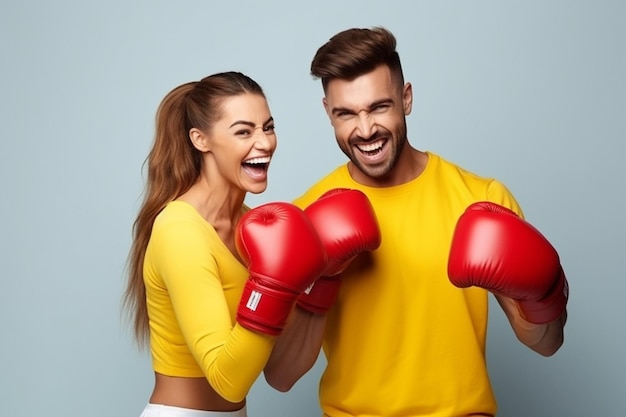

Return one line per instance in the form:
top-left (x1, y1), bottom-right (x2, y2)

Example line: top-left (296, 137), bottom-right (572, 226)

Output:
top-left (427, 151), bottom-right (520, 211)
top-left (428, 152), bottom-right (495, 184)
top-left (293, 164), bottom-right (350, 208)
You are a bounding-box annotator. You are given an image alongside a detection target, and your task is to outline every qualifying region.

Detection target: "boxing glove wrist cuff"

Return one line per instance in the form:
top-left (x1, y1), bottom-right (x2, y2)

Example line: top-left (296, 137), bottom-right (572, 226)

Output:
top-left (236, 279), bottom-right (298, 336)
top-left (517, 269), bottom-right (569, 324)
top-left (296, 276), bottom-right (341, 315)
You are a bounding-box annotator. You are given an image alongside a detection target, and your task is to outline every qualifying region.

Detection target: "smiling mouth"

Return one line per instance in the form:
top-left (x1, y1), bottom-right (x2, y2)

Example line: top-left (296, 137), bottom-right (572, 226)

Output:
top-left (355, 139), bottom-right (385, 156)
top-left (242, 156), bottom-right (271, 178)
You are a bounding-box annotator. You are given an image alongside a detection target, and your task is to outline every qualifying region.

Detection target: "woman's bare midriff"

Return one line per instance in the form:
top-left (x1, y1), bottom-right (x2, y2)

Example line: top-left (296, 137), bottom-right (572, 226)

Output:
top-left (149, 372), bottom-right (245, 412)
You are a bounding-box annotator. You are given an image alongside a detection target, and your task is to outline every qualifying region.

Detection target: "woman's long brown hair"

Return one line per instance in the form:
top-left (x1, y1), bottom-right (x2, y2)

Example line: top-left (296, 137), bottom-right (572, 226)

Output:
top-left (123, 72), bottom-right (265, 347)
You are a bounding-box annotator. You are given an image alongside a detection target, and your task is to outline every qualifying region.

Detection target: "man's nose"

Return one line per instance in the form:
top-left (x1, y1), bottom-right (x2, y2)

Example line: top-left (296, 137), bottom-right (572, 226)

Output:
top-left (355, 112), bottom-right (375, 138)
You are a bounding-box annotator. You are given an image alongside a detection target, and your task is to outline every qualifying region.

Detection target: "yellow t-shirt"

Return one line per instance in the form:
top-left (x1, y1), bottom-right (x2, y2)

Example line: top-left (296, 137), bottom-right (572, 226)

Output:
top-left (143, 201), bottom-right (274, 403)
top-left (294, 152), bottom-right (522, 417)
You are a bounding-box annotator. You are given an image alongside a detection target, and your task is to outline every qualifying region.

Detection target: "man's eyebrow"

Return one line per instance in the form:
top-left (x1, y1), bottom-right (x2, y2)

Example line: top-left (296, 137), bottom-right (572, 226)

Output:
top-left (369, 98), bottom-right (394, 108)
top-left (330, 99), bottom-right (394, 116)
top-left (330, 106), bottom-right (354, 116)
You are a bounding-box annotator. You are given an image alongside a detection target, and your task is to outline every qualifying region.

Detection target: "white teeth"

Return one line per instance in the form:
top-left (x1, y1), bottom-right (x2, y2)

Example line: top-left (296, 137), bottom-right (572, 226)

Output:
top-left (244, 156), bottom-right (270, 164)
top-left (357, 140), bottom-right (384, 152)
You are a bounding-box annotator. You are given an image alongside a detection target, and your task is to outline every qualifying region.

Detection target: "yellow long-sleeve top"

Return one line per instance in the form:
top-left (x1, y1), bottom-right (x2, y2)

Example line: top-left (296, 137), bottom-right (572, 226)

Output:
top-left (294, 152), bottom-right (522, 417)
top-left (143, 201), bottom-right (274, 403)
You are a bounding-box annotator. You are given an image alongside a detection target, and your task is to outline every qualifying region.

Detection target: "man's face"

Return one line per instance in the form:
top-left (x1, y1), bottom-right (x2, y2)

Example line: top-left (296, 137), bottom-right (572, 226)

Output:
top-left (323, 65), bottom-right (412, 184)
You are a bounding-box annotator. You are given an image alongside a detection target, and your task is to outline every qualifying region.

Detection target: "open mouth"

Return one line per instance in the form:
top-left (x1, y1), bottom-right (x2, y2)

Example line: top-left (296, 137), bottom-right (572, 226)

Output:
top-left (355, 138), bottom-right (385, 156)
top-left (242, 156), bottom-right (271, 178)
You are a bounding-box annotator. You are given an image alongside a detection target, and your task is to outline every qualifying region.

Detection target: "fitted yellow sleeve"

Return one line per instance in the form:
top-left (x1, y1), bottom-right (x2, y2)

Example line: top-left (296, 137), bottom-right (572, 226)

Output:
top-left (148, 214), bottom-right (275, 402)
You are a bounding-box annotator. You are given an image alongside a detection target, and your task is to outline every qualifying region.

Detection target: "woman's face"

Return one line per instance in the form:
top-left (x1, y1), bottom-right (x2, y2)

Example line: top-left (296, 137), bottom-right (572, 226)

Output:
top-left (203, 93), bottom-right (277, 194)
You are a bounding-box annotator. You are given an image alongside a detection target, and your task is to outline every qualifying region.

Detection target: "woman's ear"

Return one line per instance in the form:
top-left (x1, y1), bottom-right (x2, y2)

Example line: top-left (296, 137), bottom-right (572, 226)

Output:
top-left (189, 128), bottom-right (211, 152)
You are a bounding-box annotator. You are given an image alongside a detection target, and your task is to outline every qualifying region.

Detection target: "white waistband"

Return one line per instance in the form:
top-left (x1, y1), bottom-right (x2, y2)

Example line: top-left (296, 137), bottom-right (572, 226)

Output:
top-left (140, 403), bottom-right (247, 417)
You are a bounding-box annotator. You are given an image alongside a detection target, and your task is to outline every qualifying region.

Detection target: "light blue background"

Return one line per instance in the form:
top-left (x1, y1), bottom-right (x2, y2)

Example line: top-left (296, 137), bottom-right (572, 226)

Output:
top-left (1, 1), bottom-right (624, 416)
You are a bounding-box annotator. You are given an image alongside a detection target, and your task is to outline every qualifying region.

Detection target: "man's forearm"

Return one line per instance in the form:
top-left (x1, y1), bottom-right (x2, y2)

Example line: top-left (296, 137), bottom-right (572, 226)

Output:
top-left (264, 308), bottom-right (327, 391)
top-left (496, 294), bottom-right (567, 357)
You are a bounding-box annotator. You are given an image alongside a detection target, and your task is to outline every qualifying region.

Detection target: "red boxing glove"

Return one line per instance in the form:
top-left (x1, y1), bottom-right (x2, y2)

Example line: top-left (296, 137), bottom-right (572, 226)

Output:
top-left (297, 188), bottom-right (381, 314)
top-left (236, 202), bottom-right (326, 335)
top-left (448, 201), bottom-right (568, 324)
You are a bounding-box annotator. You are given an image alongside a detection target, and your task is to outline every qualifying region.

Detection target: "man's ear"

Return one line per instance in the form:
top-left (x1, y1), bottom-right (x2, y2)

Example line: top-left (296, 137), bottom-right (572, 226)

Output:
top-left (322, 97), bottom-right (334, 126)
top-left (402, 82), bottom-right (413, 116)
top-left (189, 128), bottom-right (210, 152)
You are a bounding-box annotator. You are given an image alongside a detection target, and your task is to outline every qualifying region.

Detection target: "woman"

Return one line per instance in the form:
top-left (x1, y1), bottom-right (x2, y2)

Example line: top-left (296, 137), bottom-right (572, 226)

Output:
top-left (123, 72), bottom-right (321, 417)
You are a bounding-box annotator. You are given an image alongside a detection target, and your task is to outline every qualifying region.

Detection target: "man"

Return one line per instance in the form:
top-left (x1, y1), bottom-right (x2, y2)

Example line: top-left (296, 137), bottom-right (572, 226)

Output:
top-left (264, 27), bottom-right (568, 416)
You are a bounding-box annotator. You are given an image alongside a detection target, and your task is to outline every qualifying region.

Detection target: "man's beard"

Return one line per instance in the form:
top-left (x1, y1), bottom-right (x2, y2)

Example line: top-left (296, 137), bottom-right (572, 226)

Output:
top-left (338, 122), bottom-right (407, 180)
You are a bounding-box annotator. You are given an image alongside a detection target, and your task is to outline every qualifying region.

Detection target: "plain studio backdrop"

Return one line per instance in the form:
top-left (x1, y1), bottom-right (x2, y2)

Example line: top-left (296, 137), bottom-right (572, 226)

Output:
top-left (1, 1), bottom-right (624, 416)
